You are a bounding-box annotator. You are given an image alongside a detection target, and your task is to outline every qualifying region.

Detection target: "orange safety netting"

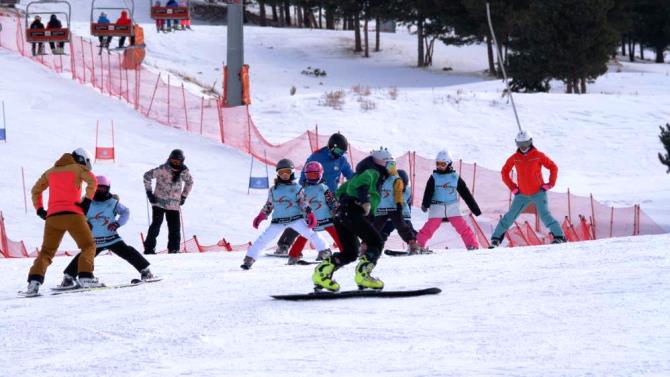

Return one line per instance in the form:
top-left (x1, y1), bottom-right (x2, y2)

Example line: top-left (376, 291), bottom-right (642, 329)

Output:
top-left (0, 12), bottom-right (664, 258)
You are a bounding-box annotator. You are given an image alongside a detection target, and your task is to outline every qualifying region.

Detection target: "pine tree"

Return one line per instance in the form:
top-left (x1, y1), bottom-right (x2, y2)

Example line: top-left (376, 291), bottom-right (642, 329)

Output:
top-left (658, 124), bottom-right (670, 173)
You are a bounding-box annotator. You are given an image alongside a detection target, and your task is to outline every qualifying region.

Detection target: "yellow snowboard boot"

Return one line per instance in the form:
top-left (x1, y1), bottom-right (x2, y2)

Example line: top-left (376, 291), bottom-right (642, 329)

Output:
top-left (354, 256), bottom-right (384, 290)
top-left (312, 258), bottom-right (340, 292)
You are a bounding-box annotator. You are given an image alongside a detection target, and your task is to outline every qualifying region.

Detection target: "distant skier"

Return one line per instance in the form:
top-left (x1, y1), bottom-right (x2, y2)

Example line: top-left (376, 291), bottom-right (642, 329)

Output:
top-left (416, 150), bottom-right (481, 250)
top-left (57, 176), bottom-right (154, 289)
top-left (273, 132), bottom-right (353, 256)
top-left (178, 0), bottom-right (191, 30)
top-left (143, 149), bottom-right (193, 254)
top-left (312, 148), bottom-right (394, 292)
top-left (241, 159), bottom-right (331, 270)
top-left (23, 148), bottom-right (100, 296)
top-left (29, 15), bottom-right (45, 56)
top-left (286, 161), bottom-right (343, 265)
top-left (46, 14), bottom-right (65, 54)
top-left (490, 131), bottom-right (567, 247)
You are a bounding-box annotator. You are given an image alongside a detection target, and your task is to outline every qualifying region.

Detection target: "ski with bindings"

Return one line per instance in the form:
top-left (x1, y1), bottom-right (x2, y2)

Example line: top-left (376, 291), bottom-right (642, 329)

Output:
top-left (49, 277), bottom-right (162, 296)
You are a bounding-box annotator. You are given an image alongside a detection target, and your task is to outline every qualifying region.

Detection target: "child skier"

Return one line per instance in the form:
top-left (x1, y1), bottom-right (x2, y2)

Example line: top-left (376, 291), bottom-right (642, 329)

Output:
top-left (416, 150), bottom-right (481, 250)
top-left (286, 161), bottom-right (342, 265)
top-left (241, 159), bottom-right (331, 270)
top-left (312, 148), bottom-right (394, 292)
top-left (57, 176), bottom-right (154, 289)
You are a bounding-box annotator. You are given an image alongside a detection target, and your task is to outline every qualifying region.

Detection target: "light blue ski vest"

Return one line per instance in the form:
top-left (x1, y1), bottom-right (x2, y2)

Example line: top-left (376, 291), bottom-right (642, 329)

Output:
top-left (304, 183), bottom-right (332, 230)
top-left (402, 190), bottom-right (411, 219)
top-left (376, 175), bottom-right (400, 215)
top-left (431, 172), bottom-right (459, 205)
top-left (270, 183), bottom-right (304, 224)
top-left (87, 198), bottom-right (120, 248)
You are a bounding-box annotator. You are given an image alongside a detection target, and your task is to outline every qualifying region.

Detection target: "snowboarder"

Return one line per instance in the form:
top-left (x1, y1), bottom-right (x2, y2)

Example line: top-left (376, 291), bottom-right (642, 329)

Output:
top-left (143, 149), bottom-right (193, 254)
top-left (490, 131), bottom-right (566, 247)
top-left (241, 159), bottom-right (331, 270)
top-left (416, 150), bottom-right (481, 250)
top-left (115, 10), bottom-right (132, 48)
top-left (286, 161), bottom-right (343, 265)
top-left (273, 132), bottom-right (353, 256)
top-left (312, 147), bottom-right (394, 292)
top-left (23, 148), bottom-right (100, 296)
top-left (57, 176), bottom-right (154, 289)
top-left (46, 14), bottom-right (65, 54)
top-left (29, 15), bottom-right (45, 56)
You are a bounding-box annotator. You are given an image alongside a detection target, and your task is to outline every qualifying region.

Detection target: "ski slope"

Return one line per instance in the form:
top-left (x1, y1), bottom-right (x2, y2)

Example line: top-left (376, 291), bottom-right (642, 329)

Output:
top-left (0, 11), bottom-right (670, 376)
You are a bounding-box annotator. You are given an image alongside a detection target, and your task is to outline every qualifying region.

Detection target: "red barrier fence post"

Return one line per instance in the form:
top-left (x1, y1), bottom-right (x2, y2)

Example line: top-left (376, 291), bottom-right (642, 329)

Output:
top-left (146, 72), bottom-right (161, 117)
top-left (199, 96), bottom-right (204, 135)
top-left (107, 53), bottom-right (112, 96)
top-left (567, 188), bottom-right (572, 223)
top-left (181, 83), bottom-right (189, 131)
top-left (590, 193), bottom-right (596, 239)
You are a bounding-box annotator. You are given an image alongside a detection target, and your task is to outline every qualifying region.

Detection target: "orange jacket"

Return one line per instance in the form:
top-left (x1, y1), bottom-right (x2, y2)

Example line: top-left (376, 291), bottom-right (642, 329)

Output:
top-left (31, 154), bottom-right (97, 215)
top-left (501, 147), bottom-right (558, 195)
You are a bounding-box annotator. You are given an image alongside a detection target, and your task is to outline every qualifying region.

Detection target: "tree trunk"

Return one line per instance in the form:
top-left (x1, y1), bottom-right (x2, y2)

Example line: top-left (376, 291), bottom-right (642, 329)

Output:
top-left (486, 36), bottom-right (496, 76)
top-left (628, 39), bottom-right (635, 62)
top-left (354, 13), bottom-right (362, 52)
top-left (318, 4), bottom-right (322, 29)
top-left (325, 6), bottom-right (335, 29)
top-left (364, 16), bottom-right (369, 57)
top-left (271, 4), bottom-right (278, 22)
top-left (296, 6), bottom-right (303, 28)
top-left (375, 16), bottom-right (381, 51)
top-left (640, 44), bottom-right (645, 60)
top-left (655, 45), bottom-right (665, 63)
top-left (284, 2), bottom-right (291, 26)
top-left (259, 1), bottom-right (266, 27)
top-left (417, 18), bottom-right (425, 67)
top-left (621, 35), bottom-right (626, 56)
top-left (347, 16), bottom-right (354, 30)
top-left (580, 78), bottom-right (586, 94)
top-left (566, 80), bottom-right (573, 94)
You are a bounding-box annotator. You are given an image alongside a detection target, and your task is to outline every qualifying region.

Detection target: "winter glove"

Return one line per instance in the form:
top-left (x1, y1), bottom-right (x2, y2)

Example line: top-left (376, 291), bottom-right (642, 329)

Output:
top-left (306, 212), bottom-right (318, 229)
top-left (180, 196), bottom-right (186, 206)
top-left (360, 202), bottom-right (371, 216)
top-left (421, 206), bottom-right (428, 213)
top-left (511, 187), bottom-right (520, 195)
top-left (541, 184), bottom-right (551, 192)
top-left (77, 198), bottom-right (92, 214)
top-left (36, 208), bottom-right (47, 220)
top-left (252, 212), bottom-right (267, 229)
top-left (107, 222), bottom-right (120, 232)
top-left (146, 191), bottom-right (157, 204)
top-left (396, 203), bottom-right (403, 213)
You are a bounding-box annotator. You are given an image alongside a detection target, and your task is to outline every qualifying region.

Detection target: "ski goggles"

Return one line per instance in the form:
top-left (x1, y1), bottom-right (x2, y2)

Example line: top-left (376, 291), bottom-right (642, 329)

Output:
top-left (330, 146), bottom-right (345, 157)
top-left (277, 168), bottom-right (292, 176)
top-left (436, 161), bottom-right (449, 167)
top-left (385, 160), bottom-right (397, 174)
top-left (169, 158), bottom-right (182, 166)
top-left (305, 171), bottom-right (321, 181)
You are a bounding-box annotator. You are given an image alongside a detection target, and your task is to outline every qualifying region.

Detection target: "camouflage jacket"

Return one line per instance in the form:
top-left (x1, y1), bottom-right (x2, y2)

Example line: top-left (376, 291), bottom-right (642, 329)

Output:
top-left (143, 163), bottom-right (193, 210)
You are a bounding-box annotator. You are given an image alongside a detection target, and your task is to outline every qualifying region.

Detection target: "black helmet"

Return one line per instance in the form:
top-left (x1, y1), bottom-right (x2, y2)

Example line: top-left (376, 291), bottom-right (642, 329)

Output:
top-left (168, 149), bottom-right (185, 169)
top-left (327, 133), bottom-right (348, 156)
top-left (276, 158), bottom-right (294, 171)
top-left (397, 169), bottom-right (410, 188)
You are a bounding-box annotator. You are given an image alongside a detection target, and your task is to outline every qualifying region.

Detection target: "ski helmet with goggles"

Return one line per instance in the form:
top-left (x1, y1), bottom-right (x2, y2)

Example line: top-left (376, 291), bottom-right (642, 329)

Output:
top-left (327, 133), bottom-right (348, 157)
top-left (276, 158), bottom-right (294, 171)
top-left (436, 150), bottom-right (453, 165)
top-left (303, 161), bottom-right (323, 182)
top-left (72, 148), bottom-right (93, 170)
top-left (515, 130), bottom-right (533, 150)
top-left (371, 147), bottom-right (396, 174)
top-left (96, 175), bottom-right (111, 187)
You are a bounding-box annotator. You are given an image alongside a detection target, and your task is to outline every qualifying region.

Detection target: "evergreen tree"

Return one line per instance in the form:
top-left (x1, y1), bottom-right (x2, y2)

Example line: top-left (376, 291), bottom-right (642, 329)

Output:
top-left (659, 124), bottom-right (670, 173)
top-left (631, 0), bottom-right (670, 63)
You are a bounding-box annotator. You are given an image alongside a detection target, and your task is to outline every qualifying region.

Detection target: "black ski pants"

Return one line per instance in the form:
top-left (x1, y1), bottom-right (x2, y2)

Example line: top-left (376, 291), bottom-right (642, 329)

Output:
top-left (144, 206), bottom-right (181, 253)
top-left (373, 210), bottom-right (416, 244)
top-left (332, 201), bottom-right (384, 266)
top-left (64, 240), bottom-right (150, 277)
top-left (276, 228), bottom-right (299, 250)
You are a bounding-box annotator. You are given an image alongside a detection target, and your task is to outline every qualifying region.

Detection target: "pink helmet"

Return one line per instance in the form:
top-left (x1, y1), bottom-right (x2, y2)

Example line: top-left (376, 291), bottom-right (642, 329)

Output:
top-left (96, 175), bottom-right (111, 187)
top-left (303, 161), bottom-right (323, 182)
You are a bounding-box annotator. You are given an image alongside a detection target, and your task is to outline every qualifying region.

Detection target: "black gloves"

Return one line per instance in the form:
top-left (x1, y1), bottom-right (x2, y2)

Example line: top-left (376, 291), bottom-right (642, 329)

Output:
top-left (396, 203), bottom-right (403, 212)
top-left (146, 191), bottom-right (157, 204)
top-left (77, 198), bottom-right (91, 214)
top-left (180, 196), bottom-right (186, 206)
top-left (36, 208), bottom-right (47, 220)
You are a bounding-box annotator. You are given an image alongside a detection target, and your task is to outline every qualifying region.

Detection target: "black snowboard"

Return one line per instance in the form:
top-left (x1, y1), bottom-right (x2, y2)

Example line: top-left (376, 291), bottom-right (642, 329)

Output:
top-left (272, 287), bottom-right (441, 301)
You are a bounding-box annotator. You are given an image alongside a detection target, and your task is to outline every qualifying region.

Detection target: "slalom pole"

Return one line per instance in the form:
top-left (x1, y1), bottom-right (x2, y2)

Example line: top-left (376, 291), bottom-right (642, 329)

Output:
top-left (486, 2), bottom-right (523, 133)
top-left (146, 199), bottom-right (151, 226)
top-left (21, 167), bottom-right (27, 214)
top-left (1, 100), bottom-right (6, 142)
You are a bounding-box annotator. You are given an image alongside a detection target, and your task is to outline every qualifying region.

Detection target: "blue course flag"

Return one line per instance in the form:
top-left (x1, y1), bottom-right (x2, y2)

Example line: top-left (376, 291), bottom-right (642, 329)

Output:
top-left (249, 176), bottom-right (269, 189)
top-left (0, 128), bottom-right (5, 141)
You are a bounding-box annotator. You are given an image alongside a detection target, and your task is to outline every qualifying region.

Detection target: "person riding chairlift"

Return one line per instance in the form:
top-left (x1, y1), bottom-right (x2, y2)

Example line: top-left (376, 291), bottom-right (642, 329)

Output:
top-left (115, 10), bottom-right (132, 48)
top-left (96, 12), bottom-right (112, 51)
top-left (29, 15), bottom-right (45, 56)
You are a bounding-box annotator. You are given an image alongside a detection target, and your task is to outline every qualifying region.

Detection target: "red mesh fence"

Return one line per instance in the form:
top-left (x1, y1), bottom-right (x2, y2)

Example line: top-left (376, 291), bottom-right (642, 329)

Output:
top-left (0, 12), bottom-right (665, 258)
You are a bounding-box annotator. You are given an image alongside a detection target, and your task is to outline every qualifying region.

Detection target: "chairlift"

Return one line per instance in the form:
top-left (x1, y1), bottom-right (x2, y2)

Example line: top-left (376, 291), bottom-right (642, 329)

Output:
top-left (90, 0), bottom-right (134, 38)
top-left (0, 0), bottom-right (20, 8)
top-left (24, 0), bottom-right (71, 44)
top-left (150, 0), bottom-right (189, 21)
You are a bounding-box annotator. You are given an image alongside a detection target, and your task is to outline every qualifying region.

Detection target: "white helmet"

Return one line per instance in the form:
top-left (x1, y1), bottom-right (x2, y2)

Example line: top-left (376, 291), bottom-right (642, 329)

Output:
top-left (371, 147), bottom-right (393, 165)
top-left (515, 130), bottom-right (533, 150)
top-left (72, 147), bottom-right (93, 170)
top-left (436, 150), bottom-right (453, 164)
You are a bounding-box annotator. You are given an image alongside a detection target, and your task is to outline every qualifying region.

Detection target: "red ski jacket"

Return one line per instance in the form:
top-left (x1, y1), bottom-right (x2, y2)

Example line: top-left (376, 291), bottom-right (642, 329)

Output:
top-left (501, 147), bottom-right (558, 196)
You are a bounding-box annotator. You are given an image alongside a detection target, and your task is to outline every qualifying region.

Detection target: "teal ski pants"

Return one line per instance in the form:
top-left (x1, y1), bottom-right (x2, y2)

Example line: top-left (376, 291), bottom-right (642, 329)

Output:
top-left (491, 190), bottom-right (564, 240)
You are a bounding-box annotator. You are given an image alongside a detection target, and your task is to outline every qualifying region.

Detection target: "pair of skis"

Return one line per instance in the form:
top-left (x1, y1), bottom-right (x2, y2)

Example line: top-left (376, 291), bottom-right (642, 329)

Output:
top-left (18, 277), bottom-right (162, 298)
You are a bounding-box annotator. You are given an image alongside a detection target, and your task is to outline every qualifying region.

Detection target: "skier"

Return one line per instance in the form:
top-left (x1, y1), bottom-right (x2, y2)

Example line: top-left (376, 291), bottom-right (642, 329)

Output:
top-left (241, 159), bottom-right (331, 270)
top-left (376, 169), bottom-right (424, 253)
top-left (57, 176), bottom-right (154, 289)
top-left (273, 132), bottom-right (353, 256)
top-left (372, 167), bottom-right (423, 253)
top-left (490, 131), bottom-right (567, 247)
top-left (23, 148), bottom-right (100, 296)
top-left (115, 10), bottom-right (132, 48)
top-left (286, 161), bottom-right (343, 265)
top-left (46, 14), bottom-right (65, 54)
top-left (416, 150), bottom-right (481, 250)
top-left (143, 149), bottom-right (193, 254)
top-left (29, 15), bottom-right (45, 56)
top-left (96, 12), bottom-right (112, 54)
top-left (312, 148), bottom-right (394, 292)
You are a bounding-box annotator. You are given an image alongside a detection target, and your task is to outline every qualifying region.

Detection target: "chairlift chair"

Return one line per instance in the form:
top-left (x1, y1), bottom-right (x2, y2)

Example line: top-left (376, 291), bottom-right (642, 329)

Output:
top-left (90, 0), bottom-right (134, 38)
top-left (0, 0), bottom-right (20, 8)
top-left (150, 0), bottom-right (189, 21)
top-left (24, 0), bottom-right (71, 44)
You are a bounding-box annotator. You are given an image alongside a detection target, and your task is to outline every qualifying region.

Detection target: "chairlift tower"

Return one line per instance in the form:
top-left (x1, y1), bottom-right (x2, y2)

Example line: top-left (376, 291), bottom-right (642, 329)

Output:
top-left (226, 0), bottom-right (243, 106)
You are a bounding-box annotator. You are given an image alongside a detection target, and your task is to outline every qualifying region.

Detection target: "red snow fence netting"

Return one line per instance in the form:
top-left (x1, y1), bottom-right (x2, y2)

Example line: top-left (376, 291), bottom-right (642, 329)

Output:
top-left (0, 12), bottom-right (664, 257)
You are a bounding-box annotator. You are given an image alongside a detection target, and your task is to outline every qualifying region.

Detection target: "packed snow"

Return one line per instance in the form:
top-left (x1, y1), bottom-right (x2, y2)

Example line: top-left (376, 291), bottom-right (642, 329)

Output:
top-left (1, 7), bottom-right (669, 376)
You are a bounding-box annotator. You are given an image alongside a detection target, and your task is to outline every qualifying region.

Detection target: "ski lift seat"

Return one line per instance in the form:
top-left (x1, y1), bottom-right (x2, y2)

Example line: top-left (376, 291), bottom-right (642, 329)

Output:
top-left (150, 6), bottom-right (189, 20)
top-left (91, 23), bottom-right (133, 37)
top-left (26, 27), bottom-right (69, 43)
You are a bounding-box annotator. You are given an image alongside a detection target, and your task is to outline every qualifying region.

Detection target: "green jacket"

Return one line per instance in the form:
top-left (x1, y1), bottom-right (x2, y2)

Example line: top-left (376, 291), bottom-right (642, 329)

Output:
top-left (336, 169), bottom-right (383, 214)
